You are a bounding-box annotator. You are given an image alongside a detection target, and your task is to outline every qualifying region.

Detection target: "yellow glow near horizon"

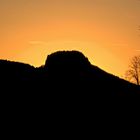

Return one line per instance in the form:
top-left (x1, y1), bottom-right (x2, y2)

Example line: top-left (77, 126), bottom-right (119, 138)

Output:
top-left (15, 40), bottom-right (125, 76)
top-left (0, 0), bottom-right (140, 77)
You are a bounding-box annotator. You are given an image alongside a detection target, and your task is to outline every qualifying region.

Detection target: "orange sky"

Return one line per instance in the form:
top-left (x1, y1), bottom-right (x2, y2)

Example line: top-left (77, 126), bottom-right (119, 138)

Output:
top-left (0, 0), bottom-right (140, 77)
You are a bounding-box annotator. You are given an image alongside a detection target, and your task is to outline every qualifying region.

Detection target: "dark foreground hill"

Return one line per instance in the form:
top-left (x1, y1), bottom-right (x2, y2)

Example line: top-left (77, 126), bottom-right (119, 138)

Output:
top-left (0, 51), bottom-right (140, 97)
top-left (1, 51), bottom-right (140, 133)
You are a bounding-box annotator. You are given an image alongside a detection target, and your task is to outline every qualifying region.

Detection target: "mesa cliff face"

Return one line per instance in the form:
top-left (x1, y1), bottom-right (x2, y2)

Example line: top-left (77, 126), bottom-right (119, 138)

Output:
top-left (45, 51), bottom-right (91, 76)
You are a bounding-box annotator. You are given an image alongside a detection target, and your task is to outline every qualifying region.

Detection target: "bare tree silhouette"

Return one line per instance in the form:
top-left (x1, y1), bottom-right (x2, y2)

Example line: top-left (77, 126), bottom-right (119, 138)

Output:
top-left (125, 55), bottom-right (140, 85)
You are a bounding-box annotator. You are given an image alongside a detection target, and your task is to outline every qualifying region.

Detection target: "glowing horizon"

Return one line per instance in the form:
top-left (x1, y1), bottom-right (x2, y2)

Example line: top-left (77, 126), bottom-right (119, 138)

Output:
top-left (0, 0), bottom-right (140, 77)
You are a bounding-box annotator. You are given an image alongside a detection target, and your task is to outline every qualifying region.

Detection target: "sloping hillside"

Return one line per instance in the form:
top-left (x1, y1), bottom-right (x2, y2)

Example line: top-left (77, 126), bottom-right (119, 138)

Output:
top-left (0, 51), bottom-right (140, 96)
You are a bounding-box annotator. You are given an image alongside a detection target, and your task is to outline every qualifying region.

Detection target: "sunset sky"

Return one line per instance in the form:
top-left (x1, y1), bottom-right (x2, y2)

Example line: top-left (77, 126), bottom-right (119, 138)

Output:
top-left (0, 0), bottom-right (140, 77)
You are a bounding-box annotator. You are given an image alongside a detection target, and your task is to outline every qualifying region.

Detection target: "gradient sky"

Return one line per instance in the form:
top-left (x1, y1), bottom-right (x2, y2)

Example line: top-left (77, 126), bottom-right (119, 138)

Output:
top-left (0, 0), bottom-right (140, 77)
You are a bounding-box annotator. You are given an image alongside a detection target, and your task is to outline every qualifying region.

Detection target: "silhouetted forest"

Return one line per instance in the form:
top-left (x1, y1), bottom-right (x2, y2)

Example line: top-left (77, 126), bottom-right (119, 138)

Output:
top-left (0, 51), bottom-right (140, 98)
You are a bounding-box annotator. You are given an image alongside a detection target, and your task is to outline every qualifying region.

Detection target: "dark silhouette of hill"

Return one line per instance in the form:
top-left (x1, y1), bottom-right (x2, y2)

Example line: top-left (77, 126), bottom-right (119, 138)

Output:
top-left (0, 51), bottom-right (140, 97)
top-left (1, 51), bottom-right (140, 133)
